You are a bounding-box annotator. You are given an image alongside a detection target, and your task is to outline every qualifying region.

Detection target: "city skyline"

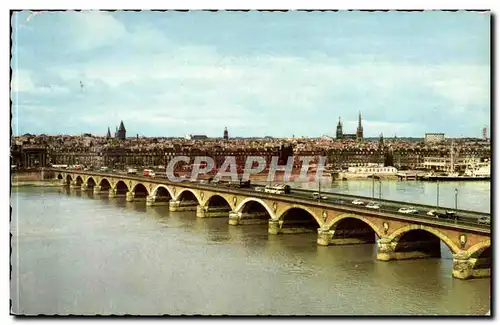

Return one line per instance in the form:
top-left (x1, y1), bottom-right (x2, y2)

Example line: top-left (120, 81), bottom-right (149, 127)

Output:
top-left (11, 10), bottom-right (490, 138)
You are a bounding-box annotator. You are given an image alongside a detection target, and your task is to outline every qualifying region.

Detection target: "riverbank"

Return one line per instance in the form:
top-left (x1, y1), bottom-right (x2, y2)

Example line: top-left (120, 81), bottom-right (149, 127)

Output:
top-left (11, 180), bottom-right (62, 187)
top-left (337, 173), bottom-right (399, 181)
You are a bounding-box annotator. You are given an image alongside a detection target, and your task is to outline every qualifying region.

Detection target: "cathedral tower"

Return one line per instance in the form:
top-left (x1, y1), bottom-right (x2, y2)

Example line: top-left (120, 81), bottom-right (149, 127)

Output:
top-left (336, 117), bottom-right (343, 139)
top-left (115, 121), bottom-right (126, 140)
top-left (356, 111), bottom-right (364, 142)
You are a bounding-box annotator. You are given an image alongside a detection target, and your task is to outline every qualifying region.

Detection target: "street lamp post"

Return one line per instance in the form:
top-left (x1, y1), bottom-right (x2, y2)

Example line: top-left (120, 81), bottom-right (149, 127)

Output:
top-left (372, 175), bottom-right (375, 199)
top-left (318, 178), bottom-right (321, 202)
top-left (378, 180), bottom-right (382, 200)
top-left (455, 188), bottom-right (458, 211)
top-left (436, 180), bottom-right (440, 209)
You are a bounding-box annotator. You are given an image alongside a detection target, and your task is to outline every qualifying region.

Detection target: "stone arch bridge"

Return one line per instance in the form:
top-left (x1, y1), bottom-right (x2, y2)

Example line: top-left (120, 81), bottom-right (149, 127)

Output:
top-left (53, 169), bottom-right (491, 280)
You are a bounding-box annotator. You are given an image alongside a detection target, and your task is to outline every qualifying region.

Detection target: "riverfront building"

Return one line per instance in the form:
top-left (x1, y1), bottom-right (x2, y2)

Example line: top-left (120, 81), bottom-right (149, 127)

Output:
top-left (10, 132), bottom-right (490, 172)
top-left (347, 165), bottom-right (398, 175)
top-left (425, 133), bottom-right (445, 144)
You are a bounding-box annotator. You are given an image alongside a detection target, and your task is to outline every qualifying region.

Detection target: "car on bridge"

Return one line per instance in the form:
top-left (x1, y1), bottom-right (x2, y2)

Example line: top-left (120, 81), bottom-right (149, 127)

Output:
top-left (366, 202), bottom-right (380, 209)
top-left (351, 199), bottom-right (365, 205)
top-left (254, 187), bottom-right (265, 192)
top-left (428, 210), bottom-right (457, 220)
top-left (478, 216), bottom-right (490, 225)
top-left (265, 184), bottom-right (291, 194)
top-left (208, 178), bottom-right (220, 185)
top-left (312, 192), bottom-right (328, 200)
top-left (398, 207), bottom-right (419, 214)
top-left (227, 180), bottom-right (252, 189)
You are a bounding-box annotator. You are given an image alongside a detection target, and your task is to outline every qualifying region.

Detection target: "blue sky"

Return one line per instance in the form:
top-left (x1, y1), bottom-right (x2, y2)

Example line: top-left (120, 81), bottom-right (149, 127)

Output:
top-left (11, 10), bottom-right (490, 138)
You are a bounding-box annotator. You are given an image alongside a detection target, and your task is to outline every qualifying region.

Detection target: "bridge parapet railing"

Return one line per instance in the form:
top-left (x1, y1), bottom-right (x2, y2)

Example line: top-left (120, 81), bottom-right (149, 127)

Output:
top-left (291, 188), bottom-right (490, 217)
top-left (172, 181), bottom-right (490, 232)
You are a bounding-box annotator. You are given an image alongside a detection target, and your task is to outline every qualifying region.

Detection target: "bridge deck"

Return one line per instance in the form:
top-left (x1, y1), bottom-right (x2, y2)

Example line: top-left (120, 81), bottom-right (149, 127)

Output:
top-left (50, 168), bottom-right (490, 234)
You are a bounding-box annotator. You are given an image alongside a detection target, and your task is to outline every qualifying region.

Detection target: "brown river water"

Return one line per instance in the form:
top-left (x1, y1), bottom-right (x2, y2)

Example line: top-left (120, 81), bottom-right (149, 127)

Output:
top-left (10, 183), bottom-right (490, 315)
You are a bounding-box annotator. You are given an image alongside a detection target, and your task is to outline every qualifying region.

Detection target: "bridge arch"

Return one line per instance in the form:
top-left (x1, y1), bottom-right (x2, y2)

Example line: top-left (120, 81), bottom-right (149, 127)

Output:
top-left (468, 242), bottom-right (491, 273)
top-left (388, 224), bottom-right (460, 255)
top-left (325, 214), bottom-right (384, 238)
top-left (176, 188), bottom-right (201, 205)
top-left (98, 178), bottom-right (112, 190)
top-left (57, 173), bottom-right (63, 180)
top-left (115, 180), bottom-right (129, 194)
top-left (327, 214), bottom-right (383, 244)
top-left (66, 174), bottom-right (73, 184)
top-left (465, 240), bottom-right (491, 258)
top-left (151, 185), bottom-right (174, 199)
top-left (235, 197), bottom-right (274, 218)
top-left (75, 176), bottom-right (84, 186)
top-left (277, 206), bottom-right (321, 233)
top-left (151, 185), bottom-right (174, 198)
top-left (132, 183), bottom-right (149, 198)
top-left (277, 205), bottom-right (321, 224)
top-left (204, 194), bottom-right (232, 209)
top-left (86, 176), bottom-right (97, 188)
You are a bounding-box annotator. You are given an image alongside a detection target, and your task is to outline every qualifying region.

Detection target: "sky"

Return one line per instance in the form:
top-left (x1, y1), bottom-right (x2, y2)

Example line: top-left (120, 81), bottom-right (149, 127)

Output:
top-left (10, 10), bottom-right (490, 138)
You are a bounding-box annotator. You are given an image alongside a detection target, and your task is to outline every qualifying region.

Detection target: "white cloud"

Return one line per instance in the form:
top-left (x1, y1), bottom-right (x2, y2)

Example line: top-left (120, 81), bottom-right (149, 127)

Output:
top-left (11, 69), bottom-right (70, 95)
top-left (11, 70), bottom-right (35, 92)
top-left (12, 12), bottom-right (490, 136)
top-left (68, 11), bottom-right (128, 52)
top-left (429, 67), bottom-right (490, 108)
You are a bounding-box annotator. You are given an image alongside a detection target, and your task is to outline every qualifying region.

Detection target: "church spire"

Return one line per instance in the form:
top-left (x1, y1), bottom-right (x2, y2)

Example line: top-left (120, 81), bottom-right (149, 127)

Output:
top-left (336, 116), bottom-right (343, 139)
top-left (106, 127), bottom-right (111, 138)
top-left (356, 111), bottom-right (364, 142)
top-left (115, 120), bottom-right (126, 140)
top-left (118, 120), bottom-right (126, 132)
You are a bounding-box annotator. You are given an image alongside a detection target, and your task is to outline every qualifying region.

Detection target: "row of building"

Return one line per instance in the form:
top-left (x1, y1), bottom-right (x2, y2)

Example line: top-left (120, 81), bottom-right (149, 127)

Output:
top-left (11, 133), bottom-right (490, 174)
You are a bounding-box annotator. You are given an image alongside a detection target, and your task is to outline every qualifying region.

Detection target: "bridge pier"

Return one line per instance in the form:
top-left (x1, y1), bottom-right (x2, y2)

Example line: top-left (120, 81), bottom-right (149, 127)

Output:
top-left (81, 182), bottom-right (89, 191)
top-left (317, 229), bottom-right (333, 246)
top-left (196, 205), bottom-right (231, 218)
top-left (108, 188), bottom-right (126, 198)
top-left (268, 219), bottom-right (281, 235)
top-left (93, 185), bottom-right (103, 194)
top-left (70, 181), bottom-right (81, 189)
top-left (169, 200), bottom-right (198, 212)
top-left (126, 191), bottom-right (135, 202)
top-left (452, 253), bottom-right (490, 280)
top-left (376, 236), bottom-right (441, 261)
top-left (269, 219), bottom-right (317, 235)
top-left (452, 253), bottom-right (474, 280)
top-left (126, 191), bottom-right (147, 202)
top-left (317, 228), bottom-right (376, 246)
top-left (228, 211), bottom-right (269, 225)
top-left (146, 195), bottom-right (170, 207)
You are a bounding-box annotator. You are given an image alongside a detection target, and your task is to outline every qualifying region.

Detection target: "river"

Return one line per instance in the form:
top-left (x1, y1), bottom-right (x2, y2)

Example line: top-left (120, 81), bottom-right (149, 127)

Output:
top-left (10, 183), bottom-right (490, 315)
top-left (297, 179), bottom-right (490, 213)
